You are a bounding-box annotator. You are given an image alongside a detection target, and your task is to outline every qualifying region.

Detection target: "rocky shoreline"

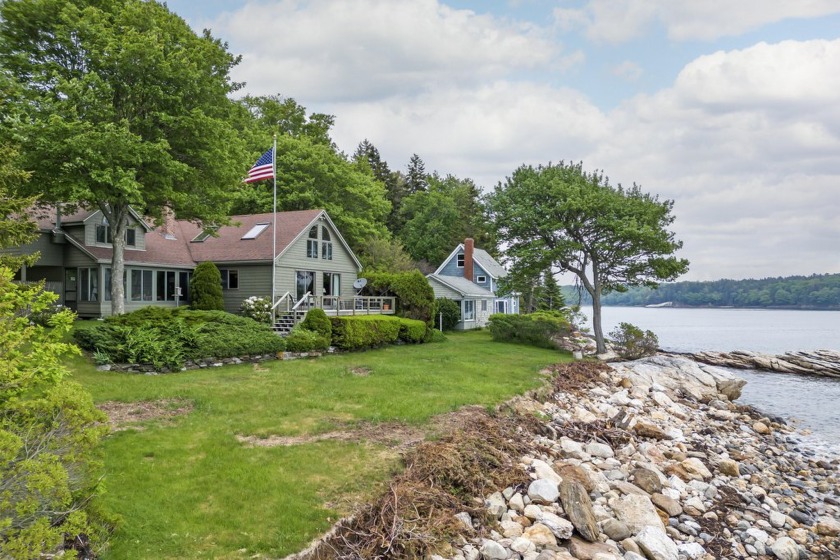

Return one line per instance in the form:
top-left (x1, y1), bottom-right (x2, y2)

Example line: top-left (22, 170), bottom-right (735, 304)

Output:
top-left (673, 350), bottom-right (840, 378)
top-left (437, 356), bottom-right (839, 560)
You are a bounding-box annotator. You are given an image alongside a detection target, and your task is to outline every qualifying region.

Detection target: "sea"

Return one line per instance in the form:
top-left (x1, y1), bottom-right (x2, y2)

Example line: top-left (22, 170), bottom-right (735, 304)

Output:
top-left (590, 306), bottom-right (840, 457)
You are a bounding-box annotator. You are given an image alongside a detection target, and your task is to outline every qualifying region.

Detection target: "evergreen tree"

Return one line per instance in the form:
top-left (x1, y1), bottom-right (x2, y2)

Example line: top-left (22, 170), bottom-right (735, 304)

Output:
top-left (406, 153), bottom-right (428, 194)
top-left (539, 270), bottom-right (565, 311)
top-left (190, 262), bottom-right (224, 311)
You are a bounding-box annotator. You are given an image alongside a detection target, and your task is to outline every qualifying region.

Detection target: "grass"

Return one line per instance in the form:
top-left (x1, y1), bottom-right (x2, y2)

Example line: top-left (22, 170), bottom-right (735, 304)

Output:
top-left (70, 330), bottom-right (568, 559)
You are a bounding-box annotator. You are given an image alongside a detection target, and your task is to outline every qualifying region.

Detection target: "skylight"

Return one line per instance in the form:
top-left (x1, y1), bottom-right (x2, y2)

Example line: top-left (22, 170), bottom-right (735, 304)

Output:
top-left (241, 223), bottom-right (270, 240)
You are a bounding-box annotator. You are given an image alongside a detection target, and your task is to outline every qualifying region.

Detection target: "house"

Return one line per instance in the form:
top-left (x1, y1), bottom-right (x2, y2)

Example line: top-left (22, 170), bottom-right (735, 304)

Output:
top-left (426, 238), bottom-right (519, 330)
top-left (9, 206), bottom-right (392, 327)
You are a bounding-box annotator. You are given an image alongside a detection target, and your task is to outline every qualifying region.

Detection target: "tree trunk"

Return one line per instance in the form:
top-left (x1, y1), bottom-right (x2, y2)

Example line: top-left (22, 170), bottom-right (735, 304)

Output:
top-left (592, 288), bottom-right (605, 354)
top-left (100, 202), bottom-right (129, 315)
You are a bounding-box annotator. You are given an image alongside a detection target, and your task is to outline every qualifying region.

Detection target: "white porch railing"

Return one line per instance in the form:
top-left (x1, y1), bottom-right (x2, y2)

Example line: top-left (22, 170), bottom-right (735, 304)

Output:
top-left (291, 295), bottom-right (396, 316)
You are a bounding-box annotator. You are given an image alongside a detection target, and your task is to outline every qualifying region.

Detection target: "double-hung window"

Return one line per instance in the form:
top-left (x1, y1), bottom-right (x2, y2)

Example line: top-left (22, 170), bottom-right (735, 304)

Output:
top-left (463, 300), bottom-right (475, 321)
top-left (321, 227), bottom-right (332, 260)
top-left (306, 226), bottom-right (319, 258)
top-left (220, 269), bottom-right (239, 290)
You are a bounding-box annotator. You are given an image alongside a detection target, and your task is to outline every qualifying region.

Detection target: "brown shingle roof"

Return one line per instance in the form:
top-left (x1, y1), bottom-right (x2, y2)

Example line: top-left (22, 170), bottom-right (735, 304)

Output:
top-left (181, 210), bottom-right (323, 263)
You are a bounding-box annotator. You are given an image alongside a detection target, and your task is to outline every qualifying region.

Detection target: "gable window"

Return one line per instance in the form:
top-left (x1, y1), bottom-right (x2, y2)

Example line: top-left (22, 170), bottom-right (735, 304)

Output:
top-left (126, 228), bottom-right (136, 247)
top-left (95, 224), bottom-right (110, 244)
top-left (306, 226), bottom-right (319, 258)
top-left (220, 269), bottom-right (239, 290)
top-left (79, 268), bottom-right (99, 302)
top-left (463, 300), bottom-right (475, 321)
top-left (321, 227), bottom-right (332, 260)
top-left (456, 254), bottom-right (464, 268)
top-left (130, 269), bottom-right (153, 301)
top-left (476, 275), bottom-right (486, 283)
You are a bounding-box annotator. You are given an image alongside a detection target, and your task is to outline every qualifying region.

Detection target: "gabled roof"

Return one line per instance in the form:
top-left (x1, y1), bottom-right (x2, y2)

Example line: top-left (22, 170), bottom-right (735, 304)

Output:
top-left (31, 205), bottom-right (153, 232)
top-left (427, 274), bottom-right (496, 298)
top-left (434, 243), bottom-right (508, 279)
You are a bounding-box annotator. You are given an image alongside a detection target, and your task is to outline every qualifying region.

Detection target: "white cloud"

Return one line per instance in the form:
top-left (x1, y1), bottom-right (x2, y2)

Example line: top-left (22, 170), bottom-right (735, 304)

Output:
top-left (215, 0), bottom-right (577, 101)
top-left (611, 60), bottom-right (643, 81)
top-left (554, 0), bottom-right (840, 43)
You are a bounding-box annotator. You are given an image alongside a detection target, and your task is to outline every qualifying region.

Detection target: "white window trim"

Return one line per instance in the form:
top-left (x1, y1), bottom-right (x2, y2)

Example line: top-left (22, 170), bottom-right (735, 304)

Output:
top-left (476, 275), bottom-right (486, 283)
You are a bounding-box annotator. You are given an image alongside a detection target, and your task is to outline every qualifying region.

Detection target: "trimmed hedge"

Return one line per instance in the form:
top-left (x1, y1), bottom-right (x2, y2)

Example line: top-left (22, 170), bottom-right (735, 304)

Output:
top-left (398, 317), bottom-right (427, 343)
top-left (300, 308), bottom-right (332, 340)
top-left (329, 315), bottom-right (401, 351)
top-left (190, 261), bottom-right (224, 311)
top-left (285, 325), bottom-right (330, 353)
top-left (74, 307), bottom-right (285, 370)
top-left (488, 311), bottom-right (572, 349)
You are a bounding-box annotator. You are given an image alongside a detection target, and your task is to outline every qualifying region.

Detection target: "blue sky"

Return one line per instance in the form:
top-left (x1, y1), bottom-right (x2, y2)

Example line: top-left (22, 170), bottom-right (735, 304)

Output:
top-left (165, 0), bottom-right (840, 281)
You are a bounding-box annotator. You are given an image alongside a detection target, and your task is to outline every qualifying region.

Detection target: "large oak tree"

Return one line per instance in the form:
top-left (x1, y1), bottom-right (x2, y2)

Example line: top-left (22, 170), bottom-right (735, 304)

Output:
top-left (0, 0), bottom-right (247, 313)
top-left (491, 161), bottom-right (689, 353)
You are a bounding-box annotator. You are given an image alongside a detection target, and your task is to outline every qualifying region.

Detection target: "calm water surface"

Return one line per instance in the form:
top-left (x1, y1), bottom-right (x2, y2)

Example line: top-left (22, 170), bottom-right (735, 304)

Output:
top-left (589, 307), bottom-right (840, 454)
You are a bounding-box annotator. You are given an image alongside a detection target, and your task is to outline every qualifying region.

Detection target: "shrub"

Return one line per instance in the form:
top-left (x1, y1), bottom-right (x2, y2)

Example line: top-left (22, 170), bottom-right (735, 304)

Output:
top-left (398, 318), bottom-right (427, 343)
top-left (27, 300), bottom-right (65, 327)
top-left (73, 308), bottom-right (285, 367)
top-left (329, 316), bottom-right (402, 351)
top-left (432, 298), bottom-right (461, 331)
top-left (285, 325), bottom-right (330, 353)
top-left (300, 308), bottom-right (332, 339)
top-left (426, 329), bottom-right (447, 343)
top-left (190, 261), bottom-right (224, 311)
top-left (240, 296), bottom-right (272, 324)
top-left (364, 271), bottom-right (435, 322)
top-left (608, 322), bottom-right (659, 359)
top-left (488, 310), bottom-right (573, 349)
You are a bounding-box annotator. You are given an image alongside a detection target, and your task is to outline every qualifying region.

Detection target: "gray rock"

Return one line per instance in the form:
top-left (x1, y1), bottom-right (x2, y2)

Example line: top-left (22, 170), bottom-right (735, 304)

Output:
top-left (631, 467), bottom-right (662, 494)
top-left (676, 542), bottom-right (706, 559)
top-left (486, 492), bottom-right (507, 519)
top-left (636, 525), bottom-right (679, 560)
top-left (528, 479), bottom-right (560, 504)
top-left (769, 510), bottom-right (786, 528)
top-left (537, 510), bottom-right (574, 540)
top-left (559, 480), bottom-right (599, 542)
top-left (769, 536), bottom-right (800, 560)
top-left (612, 494), bottom-right (664, 534)
top-left (455, 511), bottom-right (473, 531)
top-left (480, 539), bottom-right (509, 560)
top-left (650, 493), bottom-right (682, 517)
top-left (586, 441), bottom-right (615, 458)
top-left (623, 553), bottom-right (646, 560)
top-left (601, 518), bottom-right (631, 541)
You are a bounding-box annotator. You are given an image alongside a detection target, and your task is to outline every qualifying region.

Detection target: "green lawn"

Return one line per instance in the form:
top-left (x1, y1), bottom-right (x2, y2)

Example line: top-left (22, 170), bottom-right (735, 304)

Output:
top-left (71, 330), bottom-right (567, 559)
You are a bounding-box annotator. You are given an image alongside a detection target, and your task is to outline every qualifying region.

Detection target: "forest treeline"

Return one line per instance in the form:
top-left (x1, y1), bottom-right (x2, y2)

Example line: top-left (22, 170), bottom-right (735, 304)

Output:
top-left (562, 273), bottom-right (840, 309)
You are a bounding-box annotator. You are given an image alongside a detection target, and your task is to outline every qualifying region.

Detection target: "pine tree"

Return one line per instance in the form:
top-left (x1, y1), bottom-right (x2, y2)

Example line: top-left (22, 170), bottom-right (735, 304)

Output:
top-left (406, 153), bottom-right (428, 194)
top-left (190, 262), bottom-right (224, 311)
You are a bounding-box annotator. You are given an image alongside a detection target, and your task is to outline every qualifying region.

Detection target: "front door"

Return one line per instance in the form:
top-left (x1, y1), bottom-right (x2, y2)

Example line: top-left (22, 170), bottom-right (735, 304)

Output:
top-left (64, 268), bottom-right (77, 311)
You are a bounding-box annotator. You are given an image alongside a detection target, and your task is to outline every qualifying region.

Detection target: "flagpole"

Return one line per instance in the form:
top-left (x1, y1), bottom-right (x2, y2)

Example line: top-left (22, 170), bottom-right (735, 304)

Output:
top-left (271, 134), bottom-right (277, 320)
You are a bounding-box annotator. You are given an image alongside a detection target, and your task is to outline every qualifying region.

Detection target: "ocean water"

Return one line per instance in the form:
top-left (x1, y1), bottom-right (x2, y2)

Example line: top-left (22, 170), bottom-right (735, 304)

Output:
top-left (589, 306), bottom-right (840, 455)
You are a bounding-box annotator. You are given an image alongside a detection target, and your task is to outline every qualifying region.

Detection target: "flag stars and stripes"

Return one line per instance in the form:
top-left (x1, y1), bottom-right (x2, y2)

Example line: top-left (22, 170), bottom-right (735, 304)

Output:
top-left (244, 148), bottom-right (274, 183)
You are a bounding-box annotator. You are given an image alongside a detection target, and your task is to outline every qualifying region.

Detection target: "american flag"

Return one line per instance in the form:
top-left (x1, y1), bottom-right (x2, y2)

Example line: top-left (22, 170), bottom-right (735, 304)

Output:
top-left (244, 148), bottom-right (274, 183)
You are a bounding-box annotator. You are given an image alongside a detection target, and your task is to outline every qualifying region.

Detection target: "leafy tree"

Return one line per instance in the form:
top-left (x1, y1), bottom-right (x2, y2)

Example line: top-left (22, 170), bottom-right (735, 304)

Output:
top-left (230, 134), bottom-right (389, 249)
top-left (240, 94), bottom-right (335, 147)
top-left (405, 153), bottom-right (428, 194)
top-left (0, 0), bottom-right (248, 314)
top-left (399, 173), bottom-right (495, 267)
top-left (1, 166), bottom-right (109, 557)
top-left (190, 262), bottom-right (224, 311)
top-left (358, 236), bottom-right (417, 273)
top-left (432, 298), bottom-right (461, 331)
top-left (491, 161), bottom-right (689, 353)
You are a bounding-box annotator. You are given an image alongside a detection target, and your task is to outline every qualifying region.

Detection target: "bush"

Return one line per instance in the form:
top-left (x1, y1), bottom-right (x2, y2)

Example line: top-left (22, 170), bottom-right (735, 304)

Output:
top-left (329, 315), bottom-right (402, 351)
top-left (426, 329), bottom-right (447, 343)
top-left (608, 322), bottom-right (659, 359)
top-left (285, 325), bottom-right (330, 353)
top-left (240, 296), bottom-right (272, 324)
top-left (364, 271), bottom-right (435, 322)
top-left (73, 307), bottom-right (285, 367)
top-left (488, 310), bottom-right (573, 349)
top-left (190, 261), bottom-right (224, 311)
top-left (398, 318), bottom-right (427, 343)
top-left (432, 298), bottom-right (461, 331)
top-left (300, 308), bottom-right (332, 339)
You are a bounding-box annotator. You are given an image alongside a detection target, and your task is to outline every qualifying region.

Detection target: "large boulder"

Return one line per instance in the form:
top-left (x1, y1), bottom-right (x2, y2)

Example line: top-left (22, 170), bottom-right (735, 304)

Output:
top-left (608, 355), bottom-right (745, 401)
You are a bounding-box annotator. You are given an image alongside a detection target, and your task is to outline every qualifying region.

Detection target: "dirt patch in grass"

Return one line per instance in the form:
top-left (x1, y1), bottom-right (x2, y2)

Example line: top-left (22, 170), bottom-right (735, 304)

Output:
top-left (99, 399), bottom-right (194, 431)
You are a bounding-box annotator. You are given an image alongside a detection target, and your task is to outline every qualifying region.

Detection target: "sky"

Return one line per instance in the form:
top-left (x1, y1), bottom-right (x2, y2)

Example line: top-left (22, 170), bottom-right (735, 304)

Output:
top-left (164, 0), bottom-right (840, 282)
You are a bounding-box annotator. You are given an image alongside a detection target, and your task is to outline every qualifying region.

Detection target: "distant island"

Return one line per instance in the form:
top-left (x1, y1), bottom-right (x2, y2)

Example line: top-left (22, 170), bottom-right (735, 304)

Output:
top-left (562, 272), bottom-right (840, 310)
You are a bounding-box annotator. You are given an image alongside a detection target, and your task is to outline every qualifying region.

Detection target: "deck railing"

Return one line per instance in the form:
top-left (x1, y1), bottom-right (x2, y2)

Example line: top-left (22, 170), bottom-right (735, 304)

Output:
top-left (292, 295), bottom-right (396, 316)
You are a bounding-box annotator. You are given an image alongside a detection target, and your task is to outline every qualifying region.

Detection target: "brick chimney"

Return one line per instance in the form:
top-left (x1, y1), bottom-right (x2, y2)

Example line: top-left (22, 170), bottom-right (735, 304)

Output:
top-left (464, 238), bottom-right (474, 282)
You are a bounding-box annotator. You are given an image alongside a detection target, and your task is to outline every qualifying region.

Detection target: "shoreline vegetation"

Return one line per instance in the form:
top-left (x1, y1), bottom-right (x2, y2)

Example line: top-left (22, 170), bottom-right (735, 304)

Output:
top-left (562, 273), bottom-right (840, 310)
